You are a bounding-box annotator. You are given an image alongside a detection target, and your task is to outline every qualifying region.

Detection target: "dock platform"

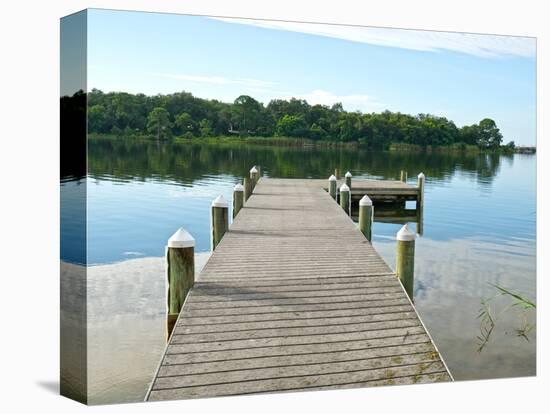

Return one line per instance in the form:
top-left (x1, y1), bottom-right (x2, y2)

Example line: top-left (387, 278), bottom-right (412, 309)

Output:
top-left (318, 178), bottom-right (420, 202)
top-left (146, 177), bottom-right (451, 401)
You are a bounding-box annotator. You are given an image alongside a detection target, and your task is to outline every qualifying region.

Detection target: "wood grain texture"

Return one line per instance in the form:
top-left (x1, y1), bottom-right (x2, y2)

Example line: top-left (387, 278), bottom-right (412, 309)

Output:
top-left (166, 247), bottom-right (194, 315)
top-left (211, 206), bottom-right (228, 251)
top-left (146, 177), bottom-right (450, 402)
top-left (232, 188), bottom-right (243, 219)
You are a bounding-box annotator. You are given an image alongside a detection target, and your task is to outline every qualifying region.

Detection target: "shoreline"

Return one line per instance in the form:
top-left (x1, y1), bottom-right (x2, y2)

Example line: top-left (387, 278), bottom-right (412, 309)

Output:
top-left (88, 133), bottom-right (536, 154)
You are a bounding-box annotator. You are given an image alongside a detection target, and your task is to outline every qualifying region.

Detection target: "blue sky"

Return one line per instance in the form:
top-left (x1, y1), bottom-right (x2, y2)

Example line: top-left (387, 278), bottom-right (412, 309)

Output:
top-left (88, 9), bottom-right (536, 145)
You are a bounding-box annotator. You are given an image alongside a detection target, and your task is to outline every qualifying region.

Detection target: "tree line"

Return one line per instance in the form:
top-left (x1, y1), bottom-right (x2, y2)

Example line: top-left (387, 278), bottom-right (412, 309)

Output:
top-left (87, 89), bottom-right (512, 149)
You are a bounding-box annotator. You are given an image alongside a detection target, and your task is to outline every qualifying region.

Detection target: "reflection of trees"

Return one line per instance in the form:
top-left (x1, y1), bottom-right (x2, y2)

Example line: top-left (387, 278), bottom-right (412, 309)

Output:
top-left (88, 138), bottom-right (523, 185)
top-left (466, 153), bottom-right (502, 186)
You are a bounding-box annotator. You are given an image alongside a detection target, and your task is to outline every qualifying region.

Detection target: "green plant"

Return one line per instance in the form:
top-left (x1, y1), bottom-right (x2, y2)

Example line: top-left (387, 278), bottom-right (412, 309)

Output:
top-left (477, 283), bottom-right (536, 352)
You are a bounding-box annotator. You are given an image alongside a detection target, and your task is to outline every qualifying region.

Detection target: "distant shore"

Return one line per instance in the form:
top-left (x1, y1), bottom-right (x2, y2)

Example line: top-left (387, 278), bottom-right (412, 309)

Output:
top-left (89, 133), bottom-right (536, 154)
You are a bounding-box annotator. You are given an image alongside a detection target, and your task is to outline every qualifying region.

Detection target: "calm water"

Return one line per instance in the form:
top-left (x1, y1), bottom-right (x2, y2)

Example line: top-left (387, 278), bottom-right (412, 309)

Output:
top-left (61, 138), bottom-right (536, 403)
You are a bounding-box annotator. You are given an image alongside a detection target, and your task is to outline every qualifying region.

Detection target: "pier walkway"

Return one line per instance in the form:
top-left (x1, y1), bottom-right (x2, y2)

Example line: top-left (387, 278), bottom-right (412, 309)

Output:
top-left (146, 177), bottom-right (451, 401)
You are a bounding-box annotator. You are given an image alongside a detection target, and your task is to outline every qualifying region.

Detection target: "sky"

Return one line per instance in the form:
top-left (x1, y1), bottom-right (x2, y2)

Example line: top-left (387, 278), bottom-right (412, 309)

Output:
top-left (87, 9), bottom-right (536, 145)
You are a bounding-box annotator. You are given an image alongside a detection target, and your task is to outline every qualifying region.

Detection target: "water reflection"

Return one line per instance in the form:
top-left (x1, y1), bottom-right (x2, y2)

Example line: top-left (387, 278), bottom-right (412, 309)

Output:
top-left (60, 254), bottom-right (210, 404)
top-left (373, 235), bottom-right (535, 380)
top-left (351, 203), bottom-right (423, 235)
top-left (88, 138), bottom-right (509, 185)
top-left (79, 139), bottom-right (529, 263)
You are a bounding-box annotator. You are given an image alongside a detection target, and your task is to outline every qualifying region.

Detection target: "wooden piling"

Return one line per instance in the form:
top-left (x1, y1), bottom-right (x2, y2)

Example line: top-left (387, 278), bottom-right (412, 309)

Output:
top-left (335, 168), bottom-right (340, 180)
top-left (417, 172), bottom-right (425, 208)
top-left (328, 174), bottom-right (337, 200)
top-left (250, 166), bottom-right (259, 191)
top-left (339, 183), bottom-right (350, 215)
top-left (416, 173), bottom-right (425, 236)
top-left (359, 195), bottom-right (373, 241)
top-left (244, 176), bottom-right (252, 201)
top-left (166, 228), bottom-right (195, 339)
top-left (416, 209), bottom-right (424, 236)
top-left (401, 170), bottom-right (408, 182)
top-left (233, 183), bottom-right (244, 218)
top-left (345, 171), bottom-right (352, 190)
top-left (211, 195), bottom-right (228, 250)
top-left (396, 224), bottom-right (415, 300)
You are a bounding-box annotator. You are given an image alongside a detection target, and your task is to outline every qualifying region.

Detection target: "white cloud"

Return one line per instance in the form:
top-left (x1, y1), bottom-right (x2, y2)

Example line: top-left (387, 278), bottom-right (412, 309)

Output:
top-left (276, 89), bottom-right (385, 112)
top-left (212, 18), bottom-right (535, 58)
top-left (153, 73), bottom-right (275, 88)
top-left (151, 71), bottom-right (384, 112)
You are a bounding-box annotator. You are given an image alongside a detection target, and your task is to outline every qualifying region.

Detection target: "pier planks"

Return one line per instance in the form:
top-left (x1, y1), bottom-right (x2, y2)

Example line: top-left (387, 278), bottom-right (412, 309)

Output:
top-left (147, 178), bottom-right (450, 401)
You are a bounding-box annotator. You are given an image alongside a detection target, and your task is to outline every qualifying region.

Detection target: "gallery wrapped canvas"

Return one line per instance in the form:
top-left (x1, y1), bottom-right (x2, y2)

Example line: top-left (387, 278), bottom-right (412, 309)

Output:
top-left (60, 8), bottom-right (536, 405)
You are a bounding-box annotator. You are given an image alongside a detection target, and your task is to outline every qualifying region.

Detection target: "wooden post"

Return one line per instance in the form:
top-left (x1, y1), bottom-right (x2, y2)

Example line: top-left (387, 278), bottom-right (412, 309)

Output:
top-left (256, 165), bottom-right (261, 178)
top-left (244, 176), bottom-right (252, 201)
top-left (359, 195), bottom-right (373, 241)
top-left (416, 208), bottom-right (424, 237)
top-left (417, 172), bottom-right (425, 208)
top-left (339, 183), bottom-right (350, 216)
top-left (233, 183), bottom-right (244, 218)
top-left (250, 166), bottom-right (259, 191)
top-left (345, 171), bottom-right (352, 190)
top-left (211, 195), bottom-right (228, 250)
top-left (328, 174), bottom-right (337, 200)
top-left (400, 170), bottom-right (408, 182)
top-left (166, 228), bottom-right (195, 339)
top-left (335, 168), bottom-right (340, 180)
top-left (416, 173), bottom-right (425, 236)
top-left (396, 224), bottom-right (415, 300)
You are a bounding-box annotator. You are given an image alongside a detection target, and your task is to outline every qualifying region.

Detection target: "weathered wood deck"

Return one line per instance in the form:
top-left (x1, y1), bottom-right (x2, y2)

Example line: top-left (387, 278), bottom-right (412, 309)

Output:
top-left (146, 178), bottom-right (451, 401)
top-left (318, 178), bottom-right (419, 202)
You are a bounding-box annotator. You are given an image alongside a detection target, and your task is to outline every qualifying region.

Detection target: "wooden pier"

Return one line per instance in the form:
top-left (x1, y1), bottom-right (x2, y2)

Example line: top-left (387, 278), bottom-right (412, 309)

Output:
top-left (146, 176), bottom-right (451, 402)
top-left (318, 178), bottom-right (420, 202)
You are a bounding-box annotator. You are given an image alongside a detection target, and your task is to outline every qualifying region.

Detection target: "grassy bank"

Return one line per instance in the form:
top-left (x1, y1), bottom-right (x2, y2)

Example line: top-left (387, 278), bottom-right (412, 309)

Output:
top-left (388, 142), bottom-right (535, 154)
top-left (89, 133), bottom-right (360, 148)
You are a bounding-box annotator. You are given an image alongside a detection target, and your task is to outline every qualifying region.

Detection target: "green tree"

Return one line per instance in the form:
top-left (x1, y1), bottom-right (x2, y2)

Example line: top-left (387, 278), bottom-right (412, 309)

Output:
top-left (199, 118), bottom-right (213, 137)
top-left (477, 118), bottom-right (503, 148)
top-left (147, 107), bottom-right (172, 140)
top-left (88, 104), bottom-right (110, 133)
top-left (503, 140), bottom-right (516, 153)
top-left (174, 112), bottom-right (195, 136)
top-left (232, 95), bottom-right (264, 135)
top-left (86, 89), bottom-right (507, 150)
top-left (459, 124), bottom-right (480, 145)
top-left (276, 114), bottom-right (307, 137)
top-left (308, 123), bottom-right (327, 140)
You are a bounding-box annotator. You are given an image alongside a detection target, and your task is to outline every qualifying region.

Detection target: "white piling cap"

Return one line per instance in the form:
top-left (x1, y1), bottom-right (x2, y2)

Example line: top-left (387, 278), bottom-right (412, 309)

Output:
top-left (345, 171), bottom-right (352, 178)
top-left (167, 228), bottom-right (195, 248)
top-left (211, 194), bottom-right (228, 208)
top-left (250, 166), bottom-right (258, 173)
top-left (396, 224), bottom-right (416, 241)
top-left (340, 183), bottom-right (350, 192)
top-left (234, 183), bottom-right (244, 191)
top-left (418, 172), bottom-right (425, 179)
top-left (328, 174), bottom-right (337, 181)
top-left (359, 195), bottom-right (372, 206)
